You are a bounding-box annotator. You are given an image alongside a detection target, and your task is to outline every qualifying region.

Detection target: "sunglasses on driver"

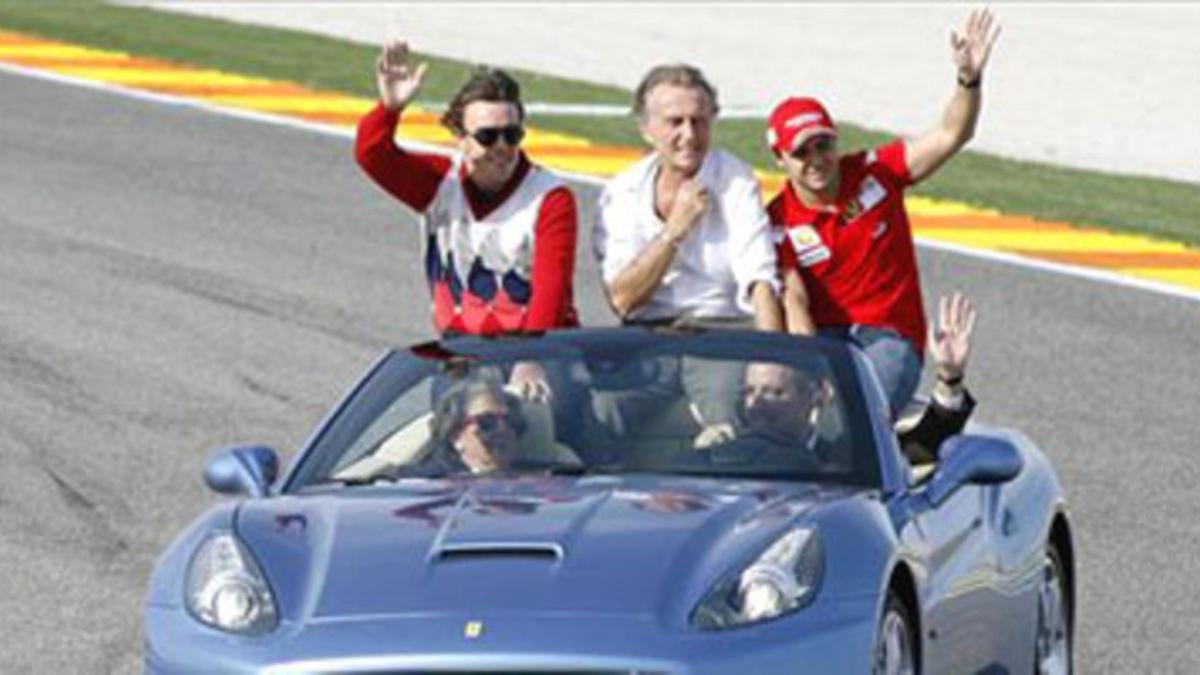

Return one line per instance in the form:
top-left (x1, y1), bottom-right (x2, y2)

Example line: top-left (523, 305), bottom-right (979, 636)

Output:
top-left (469, 125), bottom-right (525, 148)
top-left (461, 410), bottom-right (524, 435)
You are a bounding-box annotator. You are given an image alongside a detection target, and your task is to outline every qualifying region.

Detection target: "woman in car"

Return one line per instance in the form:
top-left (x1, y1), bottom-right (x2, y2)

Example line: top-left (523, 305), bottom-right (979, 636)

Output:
top-left (428, 377), bottom-right (527, 475)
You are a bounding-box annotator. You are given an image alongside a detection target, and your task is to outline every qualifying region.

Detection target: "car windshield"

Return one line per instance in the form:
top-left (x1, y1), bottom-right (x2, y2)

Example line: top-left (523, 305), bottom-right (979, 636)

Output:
top-left (287, 330), bottom-right (880, 491)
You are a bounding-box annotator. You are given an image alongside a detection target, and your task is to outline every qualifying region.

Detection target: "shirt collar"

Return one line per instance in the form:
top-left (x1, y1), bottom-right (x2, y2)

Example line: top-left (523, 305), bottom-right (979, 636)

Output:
top-left (460, 152), bottom-right (532, 220)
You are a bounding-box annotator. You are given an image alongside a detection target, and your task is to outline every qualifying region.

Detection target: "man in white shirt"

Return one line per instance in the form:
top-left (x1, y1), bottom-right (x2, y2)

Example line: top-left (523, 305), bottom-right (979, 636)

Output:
top-left (591, 64), bottom-right (783, 438)
top-left (593, 63), bottom-right (783, 329)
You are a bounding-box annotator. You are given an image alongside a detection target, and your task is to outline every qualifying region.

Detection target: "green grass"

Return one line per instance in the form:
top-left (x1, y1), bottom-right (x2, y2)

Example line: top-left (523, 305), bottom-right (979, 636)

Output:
top-left (3, 1), bottom-right (1198, 246)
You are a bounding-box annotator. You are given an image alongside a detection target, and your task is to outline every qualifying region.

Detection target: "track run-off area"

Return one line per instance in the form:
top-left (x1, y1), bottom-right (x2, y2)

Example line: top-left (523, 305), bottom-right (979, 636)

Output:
top-left (1, 24), bottom-right (1199, 674)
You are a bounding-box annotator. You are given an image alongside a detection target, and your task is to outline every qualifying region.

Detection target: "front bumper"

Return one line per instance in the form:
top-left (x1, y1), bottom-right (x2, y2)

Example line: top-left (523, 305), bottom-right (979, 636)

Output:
top-left (145, 597), bottom-right (877, 674)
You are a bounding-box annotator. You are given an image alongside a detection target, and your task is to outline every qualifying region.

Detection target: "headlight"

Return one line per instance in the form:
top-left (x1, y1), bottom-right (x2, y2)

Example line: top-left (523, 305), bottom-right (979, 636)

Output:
top-left (692, 527), bottom-right (823, 630)
top-left (185, 532), bottom-right (278, 634)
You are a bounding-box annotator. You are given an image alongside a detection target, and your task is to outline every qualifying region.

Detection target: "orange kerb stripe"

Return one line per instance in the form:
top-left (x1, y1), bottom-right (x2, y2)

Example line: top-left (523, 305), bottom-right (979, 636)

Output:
top-left (0, 33), bottom-right (45, 45)
top-left (1, 55), bottom-right (179, 69)
top-left (291, 110), bottom-right (441, 126)
top-left (914, 214), bottom-right (1074, 232)
top-left (759, 175), bottom-right (785, 196)
top-left (524, 145), bottom-right (644, 160)
top-left (288, 110), bottom-right (367, 125)
top-left (138, 82), bottom-right (311, 96)
top-left (399, 111), bottom-right (442, 125)
top-left (1010, 250), bottom-right (1200, 270)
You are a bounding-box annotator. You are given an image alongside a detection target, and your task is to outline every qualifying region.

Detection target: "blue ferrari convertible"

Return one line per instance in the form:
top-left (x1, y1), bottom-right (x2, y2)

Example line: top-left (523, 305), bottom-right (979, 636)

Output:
top-left (144, 328), bottom-right (1074, 673)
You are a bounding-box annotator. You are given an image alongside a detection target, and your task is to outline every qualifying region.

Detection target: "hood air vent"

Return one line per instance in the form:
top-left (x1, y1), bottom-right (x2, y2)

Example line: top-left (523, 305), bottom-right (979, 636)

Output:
top-left (436, 542), bottom-right (564, 562)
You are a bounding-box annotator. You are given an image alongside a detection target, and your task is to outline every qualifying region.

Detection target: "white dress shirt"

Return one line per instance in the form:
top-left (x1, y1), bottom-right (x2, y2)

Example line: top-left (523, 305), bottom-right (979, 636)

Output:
top-left (593, 149), bottom-right (780, 322)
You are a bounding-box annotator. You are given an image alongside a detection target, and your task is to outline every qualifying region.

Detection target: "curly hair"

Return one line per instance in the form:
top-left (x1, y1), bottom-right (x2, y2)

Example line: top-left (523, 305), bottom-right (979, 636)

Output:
top-left (440, 66), bottom-right (526, 136)
top-left (631, 63), bottom-right (720, 121)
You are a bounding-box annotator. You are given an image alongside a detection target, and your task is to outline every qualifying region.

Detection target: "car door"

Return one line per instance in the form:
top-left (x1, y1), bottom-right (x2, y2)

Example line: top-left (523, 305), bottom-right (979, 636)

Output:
top-left (908, 483), bottom-right (996, 673)
top-left (978, 476), bottom-right (1045, 672)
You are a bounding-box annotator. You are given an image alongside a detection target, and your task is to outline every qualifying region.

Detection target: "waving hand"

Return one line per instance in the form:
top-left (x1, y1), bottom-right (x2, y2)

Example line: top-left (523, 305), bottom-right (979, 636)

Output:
top-left (951, 9), bottom-right (1001, 85)
top-left (930, 291), bottom-right (978, 383)
top-left (376, 41), bottom-right (428, 111)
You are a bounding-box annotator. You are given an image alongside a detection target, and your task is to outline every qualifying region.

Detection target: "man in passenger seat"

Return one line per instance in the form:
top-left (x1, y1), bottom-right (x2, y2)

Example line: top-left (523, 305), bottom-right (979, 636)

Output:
top-left (697, 292), bottom-right (978, 464)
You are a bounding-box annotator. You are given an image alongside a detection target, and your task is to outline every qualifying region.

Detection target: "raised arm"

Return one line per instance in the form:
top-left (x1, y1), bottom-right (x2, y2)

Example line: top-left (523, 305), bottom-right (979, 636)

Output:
top-left (376, 40), bottom-right (428, 112)
top-left (898, 291), bottom-right (978, 463)
top-left (929, 291), bottom-right (977, 408)
top-left (904, 10), bottom-right (1001, 184)
top-left (354, 41), bottom-right (450, 212)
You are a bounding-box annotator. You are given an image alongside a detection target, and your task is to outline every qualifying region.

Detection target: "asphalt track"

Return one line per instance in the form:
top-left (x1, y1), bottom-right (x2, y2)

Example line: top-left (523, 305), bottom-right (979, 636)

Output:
top-left (2, 68), bottom-right (1199, 673)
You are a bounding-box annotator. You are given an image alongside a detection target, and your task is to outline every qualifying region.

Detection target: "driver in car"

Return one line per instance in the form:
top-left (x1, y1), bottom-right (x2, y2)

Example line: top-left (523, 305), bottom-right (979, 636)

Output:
top-left (739, 362), bottom-right (827, 450)
top-left (428, 378), bottom-right (527, 474)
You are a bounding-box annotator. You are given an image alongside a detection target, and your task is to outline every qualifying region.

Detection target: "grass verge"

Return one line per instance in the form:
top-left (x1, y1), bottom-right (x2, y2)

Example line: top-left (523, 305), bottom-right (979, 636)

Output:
top-left (3, 1), bottom-right (1198, 245)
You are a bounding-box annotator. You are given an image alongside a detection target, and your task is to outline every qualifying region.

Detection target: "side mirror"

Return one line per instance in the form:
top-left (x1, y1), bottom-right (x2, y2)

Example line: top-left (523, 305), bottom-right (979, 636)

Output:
top-left (204, 445), bottom-right (279, 498)
top-left (925, 435), bottom-right (1023, 507)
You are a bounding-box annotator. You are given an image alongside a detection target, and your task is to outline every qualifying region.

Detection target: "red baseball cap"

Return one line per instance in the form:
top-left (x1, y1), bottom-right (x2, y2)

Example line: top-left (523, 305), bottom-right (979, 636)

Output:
top-left (765, 97), bottom-right (837, 154)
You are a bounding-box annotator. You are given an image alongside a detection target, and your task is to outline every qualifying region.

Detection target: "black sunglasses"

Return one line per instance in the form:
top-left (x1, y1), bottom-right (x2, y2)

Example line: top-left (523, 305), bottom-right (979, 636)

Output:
top-left (462, 410), bottom-right (523, 435)
top-left (469, 125), bottom-right (525, 148)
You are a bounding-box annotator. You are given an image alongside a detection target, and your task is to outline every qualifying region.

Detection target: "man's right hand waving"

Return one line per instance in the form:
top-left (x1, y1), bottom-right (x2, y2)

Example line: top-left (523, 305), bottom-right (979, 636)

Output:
top-left (376, 41), bottom-right (428, 112)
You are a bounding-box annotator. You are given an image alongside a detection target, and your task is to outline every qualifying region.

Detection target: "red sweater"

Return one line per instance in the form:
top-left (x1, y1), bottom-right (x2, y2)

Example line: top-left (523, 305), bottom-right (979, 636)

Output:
top-left (355, 103), bottom-right (578, 335)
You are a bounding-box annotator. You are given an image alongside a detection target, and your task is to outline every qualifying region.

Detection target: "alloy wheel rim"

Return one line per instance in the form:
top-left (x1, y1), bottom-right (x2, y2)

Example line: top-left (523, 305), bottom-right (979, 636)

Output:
top-left (1036, 553), bottom-right (1070, 675)
top-left (874, 608), bottom-right (915, 675)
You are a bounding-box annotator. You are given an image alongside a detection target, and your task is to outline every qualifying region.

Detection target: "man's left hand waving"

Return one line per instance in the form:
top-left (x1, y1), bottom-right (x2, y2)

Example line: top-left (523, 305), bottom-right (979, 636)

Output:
top-left (951, 9), bottom-right (1001, 86)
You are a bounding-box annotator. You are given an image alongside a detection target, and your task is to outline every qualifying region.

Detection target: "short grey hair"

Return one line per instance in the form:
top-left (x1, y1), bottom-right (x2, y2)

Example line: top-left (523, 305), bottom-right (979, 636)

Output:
top-left (631, 63), bottom-right (720, 120)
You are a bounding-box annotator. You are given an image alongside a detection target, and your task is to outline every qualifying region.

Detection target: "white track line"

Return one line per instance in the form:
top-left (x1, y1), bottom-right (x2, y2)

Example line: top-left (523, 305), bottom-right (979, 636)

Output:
top-left (915, 238), bottom-right (1200, 303)
top-left (5, 60), bottom-right (1197, 305)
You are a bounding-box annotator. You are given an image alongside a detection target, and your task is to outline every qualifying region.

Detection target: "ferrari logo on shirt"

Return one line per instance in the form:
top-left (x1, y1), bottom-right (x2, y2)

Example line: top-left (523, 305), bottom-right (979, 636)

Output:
top-left (787, 225), bottom-right (832, 267)
top-left (464, 620), bottom-right (484, 639)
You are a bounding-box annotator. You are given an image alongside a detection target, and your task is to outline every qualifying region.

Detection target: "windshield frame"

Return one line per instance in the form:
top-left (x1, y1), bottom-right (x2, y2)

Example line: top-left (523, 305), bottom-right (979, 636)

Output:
top-left (281, 328), bottom-right (882, 494)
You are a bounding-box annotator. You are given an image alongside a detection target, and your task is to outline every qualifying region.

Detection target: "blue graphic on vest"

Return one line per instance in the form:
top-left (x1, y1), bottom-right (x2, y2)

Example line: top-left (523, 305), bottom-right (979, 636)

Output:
top-left (446, 257), bottom-right (463, 302)
top-left (502, 270), bottom-right (532, 304)
top-left (425, 234), bottom-right (463, 302)
top-left (424, 234), bottom-right (441, 287)
top-left (467, 257), bottom-right (498, 301)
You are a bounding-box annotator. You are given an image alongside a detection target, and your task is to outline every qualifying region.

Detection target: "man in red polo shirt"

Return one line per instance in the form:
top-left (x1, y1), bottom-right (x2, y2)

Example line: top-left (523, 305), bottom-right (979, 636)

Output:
top-left (765, 9), bottom-right (1000, 416)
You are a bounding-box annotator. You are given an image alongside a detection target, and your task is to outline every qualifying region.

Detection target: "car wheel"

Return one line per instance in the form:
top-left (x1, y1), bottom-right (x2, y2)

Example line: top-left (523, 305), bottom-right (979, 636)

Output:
top-left (873, 591), bottom-right (917, 675)
top-left (1035, 545), bottom-right (1072, 675)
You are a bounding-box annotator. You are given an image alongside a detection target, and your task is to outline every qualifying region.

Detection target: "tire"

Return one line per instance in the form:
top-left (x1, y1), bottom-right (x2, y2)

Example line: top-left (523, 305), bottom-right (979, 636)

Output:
top-left (1034, 545), bottom-right (1073, 675)
top-left (873, 590), bottom-right (918, 675)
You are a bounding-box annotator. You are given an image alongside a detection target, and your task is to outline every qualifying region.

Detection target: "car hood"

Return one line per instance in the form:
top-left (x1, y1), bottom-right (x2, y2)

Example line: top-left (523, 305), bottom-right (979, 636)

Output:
top-left (238, 475), bottom-right (868, 624)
